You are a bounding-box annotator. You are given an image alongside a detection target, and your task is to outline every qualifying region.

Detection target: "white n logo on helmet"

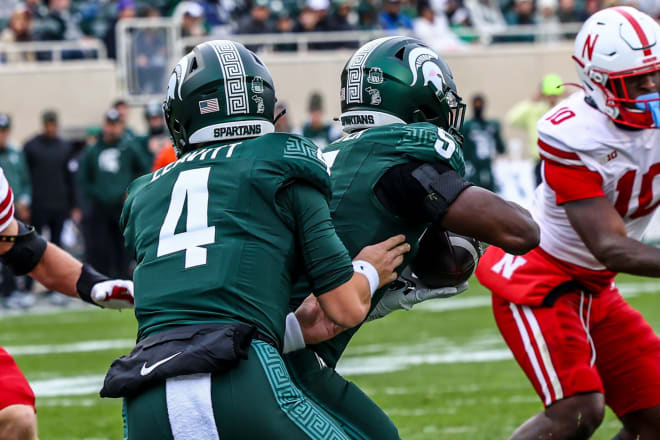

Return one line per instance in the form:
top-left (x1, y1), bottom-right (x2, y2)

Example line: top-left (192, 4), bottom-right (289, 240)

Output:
top-left (209, 40), bottom-right (249, 115)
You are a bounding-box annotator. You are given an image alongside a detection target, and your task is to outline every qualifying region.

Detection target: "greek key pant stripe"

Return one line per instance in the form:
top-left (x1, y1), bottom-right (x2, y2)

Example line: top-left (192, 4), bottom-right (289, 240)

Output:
top-left (252, 340), bottom-right (350, 440)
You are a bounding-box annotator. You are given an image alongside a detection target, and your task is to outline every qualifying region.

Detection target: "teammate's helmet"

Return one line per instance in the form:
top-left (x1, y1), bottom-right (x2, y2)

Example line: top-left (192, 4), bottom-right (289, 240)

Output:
top-left (339, 36), bottom-right (465, 136)
top-left (163, 40), bottom-right (276, 156)
top-left (573, 7), bottom-right (660, 129)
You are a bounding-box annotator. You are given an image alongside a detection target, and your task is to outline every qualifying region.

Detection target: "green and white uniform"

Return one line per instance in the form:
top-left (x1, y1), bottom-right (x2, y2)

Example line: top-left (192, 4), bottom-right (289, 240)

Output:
top-left (121, 133), bottom-right (357, 440)
top-left (285, 122), bottom-right (466, 440)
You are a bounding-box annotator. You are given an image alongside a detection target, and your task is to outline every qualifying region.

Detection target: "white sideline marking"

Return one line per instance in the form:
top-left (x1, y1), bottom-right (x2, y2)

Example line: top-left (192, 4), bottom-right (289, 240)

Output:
top-left (31, 375), bottom-right (105, 397)
top-left (415, 281), bottom-right (660, 312)
top-left (4, 339), bottom-right (134, 356)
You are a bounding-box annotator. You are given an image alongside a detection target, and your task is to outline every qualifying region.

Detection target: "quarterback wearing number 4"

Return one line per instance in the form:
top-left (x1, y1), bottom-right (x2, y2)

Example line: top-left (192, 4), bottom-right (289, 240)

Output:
top-left (104, 40), bottom-right (410, 440)
top-left (477, 7), bottom-right (660, 440)
top-left (283, 36), bottom-right (540, 440)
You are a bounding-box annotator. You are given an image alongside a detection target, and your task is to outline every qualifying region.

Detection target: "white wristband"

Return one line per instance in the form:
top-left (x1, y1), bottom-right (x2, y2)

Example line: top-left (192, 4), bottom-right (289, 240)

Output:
top-left (352, 260), bottom-right (379, 297)
top-left (283, 312), bottom-right (306, 354)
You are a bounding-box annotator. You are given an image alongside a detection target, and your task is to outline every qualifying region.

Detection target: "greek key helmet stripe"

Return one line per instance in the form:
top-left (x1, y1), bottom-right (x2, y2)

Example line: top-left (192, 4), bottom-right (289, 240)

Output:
top-left (345, 37), bottom-right (398, 105)
top-left (210, 40), bottom-right (249, 115)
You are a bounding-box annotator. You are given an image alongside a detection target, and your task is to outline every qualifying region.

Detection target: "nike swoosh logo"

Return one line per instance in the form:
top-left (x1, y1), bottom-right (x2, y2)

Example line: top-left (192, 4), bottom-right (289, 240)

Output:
top-left (140, 352), bottom-right (182, 376)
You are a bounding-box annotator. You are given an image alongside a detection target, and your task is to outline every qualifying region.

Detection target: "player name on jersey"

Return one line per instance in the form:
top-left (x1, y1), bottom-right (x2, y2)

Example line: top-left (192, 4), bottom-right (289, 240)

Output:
top-left (151, 142), bottom-right (241, 182)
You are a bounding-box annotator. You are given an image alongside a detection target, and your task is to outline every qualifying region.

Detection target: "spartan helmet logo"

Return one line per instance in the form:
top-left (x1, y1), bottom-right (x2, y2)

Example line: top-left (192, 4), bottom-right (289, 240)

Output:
top-left (408, 47), bottom-right (446, 94)
top-left (167, 56), bottom-right (190, 101)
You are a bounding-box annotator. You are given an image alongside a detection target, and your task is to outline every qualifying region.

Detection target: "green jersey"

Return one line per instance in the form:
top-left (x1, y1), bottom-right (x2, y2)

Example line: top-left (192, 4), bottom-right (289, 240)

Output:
top-left (461, 118), bottom-right (505, 192)
top-left (300, 122), bottom-right (465, 368)
top-left (121, 133), bottom-right (353, 344)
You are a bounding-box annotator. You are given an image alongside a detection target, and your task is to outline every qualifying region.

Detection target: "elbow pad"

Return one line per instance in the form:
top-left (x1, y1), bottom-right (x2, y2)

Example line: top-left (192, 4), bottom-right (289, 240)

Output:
top-left (411, 163), bottom-right (472, 222)
top-left (0, 220), bottom-right (47, 275)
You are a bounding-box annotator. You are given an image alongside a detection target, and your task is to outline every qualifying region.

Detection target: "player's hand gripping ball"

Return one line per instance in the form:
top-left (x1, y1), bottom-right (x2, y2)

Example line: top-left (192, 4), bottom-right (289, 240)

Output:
top-left (410, 229), bottom-right (481, 288)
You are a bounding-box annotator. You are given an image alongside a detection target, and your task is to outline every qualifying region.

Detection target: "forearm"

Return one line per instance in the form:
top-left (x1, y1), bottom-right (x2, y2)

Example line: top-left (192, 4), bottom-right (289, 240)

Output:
top-left (442, 186), bottom-right (539, 254)
top-left (593, 235), bottom-right (660, 276)
top-left (29, 243), bottom-right (82, 296)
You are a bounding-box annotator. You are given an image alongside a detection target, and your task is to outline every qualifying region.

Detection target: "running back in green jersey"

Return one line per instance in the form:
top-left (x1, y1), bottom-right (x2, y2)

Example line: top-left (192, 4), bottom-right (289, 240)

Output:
top-left (300, 122), bottom-right (465, 367)
top-left (121, 133), bottom-right (332, 343)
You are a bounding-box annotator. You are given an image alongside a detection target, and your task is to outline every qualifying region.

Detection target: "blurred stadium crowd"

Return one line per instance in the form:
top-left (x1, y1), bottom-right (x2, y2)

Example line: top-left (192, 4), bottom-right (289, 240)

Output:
top-left (1, 0), bottom-right (659, 62)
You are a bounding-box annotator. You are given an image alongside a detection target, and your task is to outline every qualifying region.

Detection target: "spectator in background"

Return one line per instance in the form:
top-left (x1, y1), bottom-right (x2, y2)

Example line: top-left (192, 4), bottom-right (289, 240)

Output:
top-left (506, 73), bottom-right (565, 185)
top-left (380, 0), bottom-right (413, 30)
top-left (273, 9), bottom-right (297, 51)
top-left (357, 0), bottom-right (380, 29)
top-left (326, 0), bottom-right (358, 31)
top-left (104, 0), bottom-right (136, 59)
top-left (1, 4), bottom-right (36, 63)
top-left (302, 92), bottom-right (342, 150)
top-left (180, 2), bottom-right (207, 37)
top-left (39, 0), bottom-right (82, 42)
top-left (198, 0), bottom-right (235, 32)
top-left (444, 0), bottom-right (471, 26)
top-left (464, 0), bottom-right (507, 34)
top-left (414, 1), bottom-right (465, 52)
top-left (461, 94), bottom-right (505, 192)
top-left (236, 0), bottom-right (275, 35)
top-left (294, 0), bottom-right (327, 33)
top-left (505, 0), bottom-right (535, 25)
top-left (112, 99), bottom-right (136, 139)
top-left (23, 110), bottom-right (77, 247)
top-left (557, 0), bottom-right (589, 22)
top-left (77, 109), bottom-right (144, 278)
top-left (136, 101), bottom-right (169, 169)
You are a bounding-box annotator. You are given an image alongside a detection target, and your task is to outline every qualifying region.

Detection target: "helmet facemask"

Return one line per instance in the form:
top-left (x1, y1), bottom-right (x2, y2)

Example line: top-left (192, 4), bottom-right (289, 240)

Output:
top-left (604, 64), bottom-right (660, 128)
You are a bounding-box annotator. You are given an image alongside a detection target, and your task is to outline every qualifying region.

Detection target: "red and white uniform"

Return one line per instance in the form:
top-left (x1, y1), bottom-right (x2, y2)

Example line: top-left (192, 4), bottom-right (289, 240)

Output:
top-left (0, 166), bottom-right (35, 412)
top-left (476, 91), bottom-right (660, 416)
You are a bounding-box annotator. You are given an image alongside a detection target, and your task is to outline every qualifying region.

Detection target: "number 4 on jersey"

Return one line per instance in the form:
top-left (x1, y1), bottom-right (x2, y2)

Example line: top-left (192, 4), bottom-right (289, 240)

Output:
top-left (157, 167), bottom-right (216, 268)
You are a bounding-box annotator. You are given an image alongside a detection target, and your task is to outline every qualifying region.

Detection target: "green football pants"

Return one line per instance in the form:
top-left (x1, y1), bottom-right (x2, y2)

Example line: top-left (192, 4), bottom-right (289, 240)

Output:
top-left (284, 348), bottom-right (402, 440)
top-left (125, 340), bottom-right (352, 440)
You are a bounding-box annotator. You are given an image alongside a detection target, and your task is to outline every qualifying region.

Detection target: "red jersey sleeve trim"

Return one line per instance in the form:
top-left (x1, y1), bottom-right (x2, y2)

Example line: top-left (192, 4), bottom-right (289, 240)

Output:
top-left (544, 158), bottom-right (605, 204)
top-left (538, 139), bottom-right (580, 160)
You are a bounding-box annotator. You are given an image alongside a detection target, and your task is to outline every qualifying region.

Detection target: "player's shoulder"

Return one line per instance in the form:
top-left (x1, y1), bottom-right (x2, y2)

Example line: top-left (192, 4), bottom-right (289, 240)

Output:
top-left (536, 91), bottom-right (614, 162)
top-left (263, 132), bottom-right (328, 172)
top-left (125, 173), bottom-right (152, 202)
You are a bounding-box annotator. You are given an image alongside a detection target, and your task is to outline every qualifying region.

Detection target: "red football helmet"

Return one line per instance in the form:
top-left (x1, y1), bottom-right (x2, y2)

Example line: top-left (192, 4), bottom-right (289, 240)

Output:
top-left (573, 7), bottom-right (660, 129)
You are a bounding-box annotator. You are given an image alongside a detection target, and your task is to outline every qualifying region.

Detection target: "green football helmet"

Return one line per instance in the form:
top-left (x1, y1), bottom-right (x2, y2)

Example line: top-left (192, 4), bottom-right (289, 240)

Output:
top-left (163, 40), bottom-right (276, 157)
top-left (339, 37), bottom-right (465, 137)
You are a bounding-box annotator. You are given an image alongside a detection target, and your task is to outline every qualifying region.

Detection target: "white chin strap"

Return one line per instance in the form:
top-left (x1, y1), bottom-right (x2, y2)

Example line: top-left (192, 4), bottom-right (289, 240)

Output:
top-left (188, 120), bottom-right (275, 144)
top-left (339, 110), bottom-right (406, 133)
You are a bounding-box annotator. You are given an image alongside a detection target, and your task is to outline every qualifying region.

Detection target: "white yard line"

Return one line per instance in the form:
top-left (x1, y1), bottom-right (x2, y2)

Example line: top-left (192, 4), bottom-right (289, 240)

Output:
top-left (31, 375), bottom-right (106, 397)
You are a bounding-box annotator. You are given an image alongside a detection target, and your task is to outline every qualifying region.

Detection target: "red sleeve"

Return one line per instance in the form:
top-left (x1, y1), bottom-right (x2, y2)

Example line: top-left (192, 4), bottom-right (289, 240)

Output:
top-left (543, 159), bottom-right (605, 204)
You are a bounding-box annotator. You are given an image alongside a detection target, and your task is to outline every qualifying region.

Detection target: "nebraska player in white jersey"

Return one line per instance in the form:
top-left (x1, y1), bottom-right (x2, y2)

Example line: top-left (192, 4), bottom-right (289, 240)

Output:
top-left (477, 6), bottom-right (660, 440)
top-left (0, 166), bottom-right (134, 440)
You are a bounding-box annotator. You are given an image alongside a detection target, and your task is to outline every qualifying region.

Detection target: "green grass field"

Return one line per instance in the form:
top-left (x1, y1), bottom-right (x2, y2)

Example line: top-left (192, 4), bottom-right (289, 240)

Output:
top-left (2, 274), bottom-right (659, 439)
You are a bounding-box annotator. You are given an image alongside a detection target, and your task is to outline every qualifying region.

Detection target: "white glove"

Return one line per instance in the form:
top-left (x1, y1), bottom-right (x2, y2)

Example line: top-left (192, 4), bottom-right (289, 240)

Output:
top-left (90, 280), bottom-right (134, 309)
top-left (366, 266), bottom-right (468, 322)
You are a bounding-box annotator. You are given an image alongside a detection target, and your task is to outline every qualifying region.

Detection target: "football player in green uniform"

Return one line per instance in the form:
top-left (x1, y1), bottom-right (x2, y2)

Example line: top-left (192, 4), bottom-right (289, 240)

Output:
top-left (282, 36), bottom-right (541, 440)
top-left (103, 40), bottom-right (410, 440)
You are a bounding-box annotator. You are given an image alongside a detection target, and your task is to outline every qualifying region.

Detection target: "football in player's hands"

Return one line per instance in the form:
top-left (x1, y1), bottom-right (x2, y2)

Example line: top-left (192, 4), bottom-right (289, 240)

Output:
top-left (410, 229), bottom-right (481, 288)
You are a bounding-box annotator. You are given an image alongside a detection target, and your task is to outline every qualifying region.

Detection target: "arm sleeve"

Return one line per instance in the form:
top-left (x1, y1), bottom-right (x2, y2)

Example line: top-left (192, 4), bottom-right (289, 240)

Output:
top-left (374, 160), bottom-right (473, 224)
top-left (543, 159), bottom-right (605, 204)
top-left (277, 182), bottom-right (354, 296)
